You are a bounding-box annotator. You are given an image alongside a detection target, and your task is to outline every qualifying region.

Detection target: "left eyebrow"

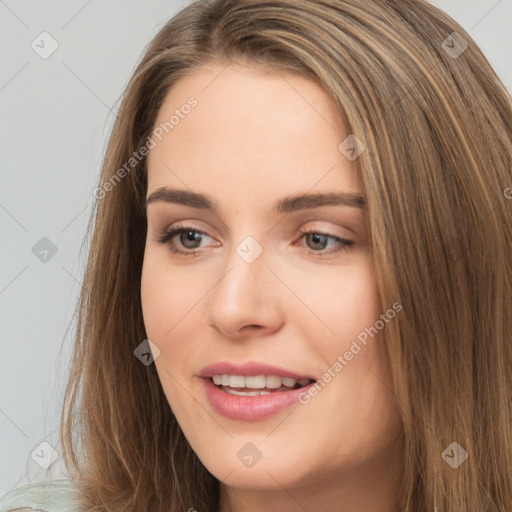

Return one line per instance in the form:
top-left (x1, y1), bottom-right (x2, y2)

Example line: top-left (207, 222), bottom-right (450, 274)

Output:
top-left (274, 191), bottom-right (366, 212)
top-left (145, 187), bottom-right (367, 212)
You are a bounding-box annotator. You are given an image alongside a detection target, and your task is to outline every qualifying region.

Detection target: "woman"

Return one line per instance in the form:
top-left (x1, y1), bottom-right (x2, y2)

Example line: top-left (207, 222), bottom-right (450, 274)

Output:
top-left (2, 0), bottom-right (511, 510)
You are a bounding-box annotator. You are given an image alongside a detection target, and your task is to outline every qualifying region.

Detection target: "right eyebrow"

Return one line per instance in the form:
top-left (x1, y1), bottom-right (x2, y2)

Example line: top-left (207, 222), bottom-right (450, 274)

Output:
top-left (146, 188), bottom-right (216, 211)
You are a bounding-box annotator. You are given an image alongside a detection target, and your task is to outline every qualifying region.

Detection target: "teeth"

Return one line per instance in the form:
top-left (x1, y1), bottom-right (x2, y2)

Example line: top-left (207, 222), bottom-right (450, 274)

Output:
top-left (224, 388), bottom-right (272, 396)
top-left (246, 375), bottom-right (266, 388)
top-left (265, 375), bottom-right (282, 389)
top-left (211, 374), bottom-right (312, 389)
top-left (228, 375), bottom-right (245, 388)
top-left (282, 377), bottom-right (297, 387)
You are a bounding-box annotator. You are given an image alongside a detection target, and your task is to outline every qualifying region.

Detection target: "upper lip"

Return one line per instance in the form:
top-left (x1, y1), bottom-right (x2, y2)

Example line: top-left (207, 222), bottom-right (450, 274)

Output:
top-left (199, 361), bottom-right (317, 381)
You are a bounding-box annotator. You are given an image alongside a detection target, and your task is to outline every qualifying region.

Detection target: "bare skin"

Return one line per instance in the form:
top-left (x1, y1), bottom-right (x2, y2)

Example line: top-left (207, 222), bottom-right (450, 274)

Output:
top-left (141, 61), bottom-right (404, 512)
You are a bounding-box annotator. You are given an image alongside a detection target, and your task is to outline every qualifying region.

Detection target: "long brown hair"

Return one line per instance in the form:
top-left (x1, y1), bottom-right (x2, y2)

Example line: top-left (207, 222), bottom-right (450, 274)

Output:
top-left (60, 0), bottom-right (512, 510)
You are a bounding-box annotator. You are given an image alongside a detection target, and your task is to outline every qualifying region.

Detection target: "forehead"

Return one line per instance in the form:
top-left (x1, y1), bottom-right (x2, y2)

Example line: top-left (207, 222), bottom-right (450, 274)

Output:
top-left (146, 62), bottom-right (361, 209)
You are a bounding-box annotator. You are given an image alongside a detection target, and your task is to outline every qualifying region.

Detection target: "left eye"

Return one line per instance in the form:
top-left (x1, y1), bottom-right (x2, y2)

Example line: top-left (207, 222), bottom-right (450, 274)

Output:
top-left (296, 229), bottom-right (354, 255)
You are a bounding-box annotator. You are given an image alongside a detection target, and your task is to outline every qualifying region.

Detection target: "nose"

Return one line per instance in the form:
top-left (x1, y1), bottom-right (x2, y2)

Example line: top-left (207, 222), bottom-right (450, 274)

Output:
top-left (206, 240), bottom-right (283, 341)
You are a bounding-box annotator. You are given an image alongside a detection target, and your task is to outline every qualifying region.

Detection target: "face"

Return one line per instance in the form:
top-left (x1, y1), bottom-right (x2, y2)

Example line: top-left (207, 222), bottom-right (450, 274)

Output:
top-left (141, 62), bottom-right (403, 507)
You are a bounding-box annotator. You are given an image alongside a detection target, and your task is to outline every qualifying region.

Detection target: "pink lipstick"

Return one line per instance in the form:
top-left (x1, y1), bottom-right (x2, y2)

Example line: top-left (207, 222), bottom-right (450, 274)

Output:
top-left (199, 361), bottom-right (317, 421)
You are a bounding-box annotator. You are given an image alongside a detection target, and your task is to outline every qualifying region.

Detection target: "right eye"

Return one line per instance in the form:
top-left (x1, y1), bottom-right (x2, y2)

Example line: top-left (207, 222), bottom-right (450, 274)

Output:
top-left (156, 222), bottom-right (215, 255)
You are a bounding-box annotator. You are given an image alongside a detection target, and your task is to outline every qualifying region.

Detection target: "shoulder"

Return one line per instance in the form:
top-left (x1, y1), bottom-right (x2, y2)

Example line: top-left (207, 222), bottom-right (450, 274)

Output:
top-left (0, 479), bottom-right (83, 512)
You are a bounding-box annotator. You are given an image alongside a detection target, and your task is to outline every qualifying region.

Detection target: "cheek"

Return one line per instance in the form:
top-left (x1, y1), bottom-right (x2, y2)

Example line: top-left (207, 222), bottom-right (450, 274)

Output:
top-left (140, 248), bottom-right (211, 394)
top-left (140, 249), bottom-right (197, 341)
top-left (140, 255), bottom-right (192, 407)
top-left (141, 258), bottom-right (168, 340)
top-left (295, 260), bottom-right (380, 343)
top-left (141, 248), bottom-right (380, 356)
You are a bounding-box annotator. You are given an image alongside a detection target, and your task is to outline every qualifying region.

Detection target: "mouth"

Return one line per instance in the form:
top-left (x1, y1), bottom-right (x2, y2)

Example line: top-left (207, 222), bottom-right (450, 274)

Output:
top-left (211, 374), bottom-right (315, 396)
top-left (201, 375), bottom-right (317, 421)
top-left (199, 362), bottom-right (318, 419)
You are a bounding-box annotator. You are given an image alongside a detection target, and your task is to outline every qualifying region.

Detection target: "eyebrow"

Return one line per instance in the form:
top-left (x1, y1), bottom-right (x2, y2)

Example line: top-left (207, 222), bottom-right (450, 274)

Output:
top-left (145, 187), bottom-right (366, 213)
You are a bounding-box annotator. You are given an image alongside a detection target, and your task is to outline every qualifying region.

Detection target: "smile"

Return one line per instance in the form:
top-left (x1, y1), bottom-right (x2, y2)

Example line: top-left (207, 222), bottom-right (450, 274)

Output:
top-left (212, 374), bottom-right (313, 395)
top-left (201, 376), bottom-right (317, 420)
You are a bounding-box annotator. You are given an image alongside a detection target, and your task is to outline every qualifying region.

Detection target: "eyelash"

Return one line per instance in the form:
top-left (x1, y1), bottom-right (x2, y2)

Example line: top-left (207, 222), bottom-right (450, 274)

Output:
top-left (155, 221), bottom-right (354, 257)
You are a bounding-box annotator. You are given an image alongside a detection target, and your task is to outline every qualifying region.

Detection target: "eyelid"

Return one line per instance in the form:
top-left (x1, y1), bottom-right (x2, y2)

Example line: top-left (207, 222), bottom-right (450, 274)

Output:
top-left (153, 221), bottom-right (214, 246)
top-left (154, 220), bottom-right (353, 243)
top-left (298, 220), bottom-right (357, 239)
top-left (155, 220), bottom-right (355, 257)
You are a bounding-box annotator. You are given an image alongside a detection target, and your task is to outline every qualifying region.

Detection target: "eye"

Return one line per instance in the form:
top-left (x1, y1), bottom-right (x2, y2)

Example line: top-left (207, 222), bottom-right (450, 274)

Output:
top-left (155, 222), bottom-right (214, 256)
top-left (296, 228), bottom-right (354, 256)
top-left (154, 223), bottom-right (354, 257)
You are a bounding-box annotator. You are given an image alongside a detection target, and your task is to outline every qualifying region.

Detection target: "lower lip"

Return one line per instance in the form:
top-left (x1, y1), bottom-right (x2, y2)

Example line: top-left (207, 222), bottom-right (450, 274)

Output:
top-left (201, 377), bottom-right (315, 421)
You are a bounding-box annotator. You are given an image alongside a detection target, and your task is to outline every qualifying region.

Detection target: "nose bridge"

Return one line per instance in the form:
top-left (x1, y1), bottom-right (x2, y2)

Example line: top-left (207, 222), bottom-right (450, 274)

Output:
top-left (207, 232), bottom-right (281, 336)
top-left (215, 233), bottom-right (270, 307)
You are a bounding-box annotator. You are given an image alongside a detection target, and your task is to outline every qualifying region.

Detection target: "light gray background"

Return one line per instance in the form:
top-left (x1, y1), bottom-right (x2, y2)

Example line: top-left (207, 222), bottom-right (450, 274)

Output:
top-left (1, 0), bottom-right (511, 496)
